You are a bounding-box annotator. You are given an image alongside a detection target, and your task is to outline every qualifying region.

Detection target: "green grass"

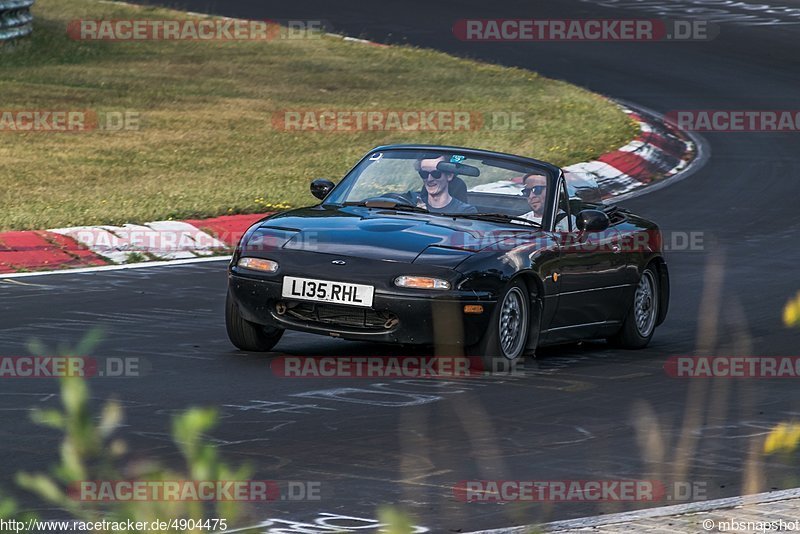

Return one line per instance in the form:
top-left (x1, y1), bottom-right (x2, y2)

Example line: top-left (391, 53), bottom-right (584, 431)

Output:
top-left (0, 0), bottom-right (638, 231)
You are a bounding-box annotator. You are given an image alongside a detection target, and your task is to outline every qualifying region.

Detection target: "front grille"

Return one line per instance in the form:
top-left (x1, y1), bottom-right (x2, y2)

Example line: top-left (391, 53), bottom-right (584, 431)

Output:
top-left (277, 301), bottom-right (399, 331)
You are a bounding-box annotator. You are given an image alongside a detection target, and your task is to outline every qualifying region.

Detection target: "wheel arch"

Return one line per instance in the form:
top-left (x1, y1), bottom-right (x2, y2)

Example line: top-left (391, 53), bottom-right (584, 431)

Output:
top-left (646, 256), bottom-right (670, 326)
top-left (511, 271), bottom-right (544, 353)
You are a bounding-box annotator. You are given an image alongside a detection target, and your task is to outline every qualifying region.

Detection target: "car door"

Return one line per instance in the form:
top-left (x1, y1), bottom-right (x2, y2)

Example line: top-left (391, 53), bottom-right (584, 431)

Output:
top-left (542, 177), bottom-right (627, 343)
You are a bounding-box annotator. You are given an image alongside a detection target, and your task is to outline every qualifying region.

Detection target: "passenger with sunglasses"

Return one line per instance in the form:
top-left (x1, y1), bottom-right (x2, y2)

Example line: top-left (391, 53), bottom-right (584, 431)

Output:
top-left (411, 157), bottom-right (478, 214)
top-left (517, 173), bottom-right (548, 224)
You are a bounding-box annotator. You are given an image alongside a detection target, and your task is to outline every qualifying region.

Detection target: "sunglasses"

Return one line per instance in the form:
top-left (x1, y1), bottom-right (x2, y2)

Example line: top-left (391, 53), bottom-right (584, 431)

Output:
top-left (522, 185), bottom-right (546, 197)
top-left (418, 170), bottom-right (445, 180)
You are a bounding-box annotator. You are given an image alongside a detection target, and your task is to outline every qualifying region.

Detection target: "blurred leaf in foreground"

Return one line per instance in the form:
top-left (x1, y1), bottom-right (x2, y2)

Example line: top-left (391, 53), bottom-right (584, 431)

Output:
top-left (783, 291), bottom-right (800, 327)
top-left (15, 329), bottom-right (252, 531)
top-left (764, 422), bottom-right (800, 455)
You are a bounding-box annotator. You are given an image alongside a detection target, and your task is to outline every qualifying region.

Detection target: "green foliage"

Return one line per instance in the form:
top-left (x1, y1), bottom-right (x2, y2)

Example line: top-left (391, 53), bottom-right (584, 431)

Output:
top-left (377, 506), bottom-right (417, 534)
top-left (125, 252), bottom-right (148, 264)
top-left (0, 492), bottom-right (38, 527)
top-left (784, 291), bottom-right (800, 327)
top-left (14, 331), bottom-right (252, 532)
top-left (764, 422), bottom-right (800, 455)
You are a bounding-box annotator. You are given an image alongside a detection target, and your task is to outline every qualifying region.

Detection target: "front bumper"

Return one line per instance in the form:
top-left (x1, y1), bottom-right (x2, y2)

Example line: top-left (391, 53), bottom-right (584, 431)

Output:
top-left (228, 272), bottom-right (497, 346)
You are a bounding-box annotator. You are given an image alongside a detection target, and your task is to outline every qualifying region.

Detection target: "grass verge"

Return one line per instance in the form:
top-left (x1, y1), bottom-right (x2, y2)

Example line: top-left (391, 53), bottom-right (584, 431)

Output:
top-left (0, 0), bottom-right (638, 231)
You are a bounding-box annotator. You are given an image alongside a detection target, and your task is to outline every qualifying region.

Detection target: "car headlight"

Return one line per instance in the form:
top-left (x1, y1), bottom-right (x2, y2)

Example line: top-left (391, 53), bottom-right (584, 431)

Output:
top-left (394, 276), bottom-right (450, 290)
top-left (238, 257), bottom-right (279, 273)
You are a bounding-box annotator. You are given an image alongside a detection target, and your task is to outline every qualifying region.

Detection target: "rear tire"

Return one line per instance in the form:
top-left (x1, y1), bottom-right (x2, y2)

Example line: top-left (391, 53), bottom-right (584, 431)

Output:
top-left (608, 265), bottom-right (659, 349)
top-left (225, 290), bottom-right (284, 352)
top-left (468, 279), bottom-right (529, 373)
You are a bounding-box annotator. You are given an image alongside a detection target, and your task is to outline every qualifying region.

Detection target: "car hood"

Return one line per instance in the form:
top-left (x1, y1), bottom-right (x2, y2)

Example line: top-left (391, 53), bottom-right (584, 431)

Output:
top-left (251, 205), bottom-right (540, 267)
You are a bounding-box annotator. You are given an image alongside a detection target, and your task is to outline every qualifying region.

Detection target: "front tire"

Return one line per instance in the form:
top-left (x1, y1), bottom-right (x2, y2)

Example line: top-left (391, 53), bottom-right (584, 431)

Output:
top-left (225, 290), bottom-right (284, 351)
top-left (608, 265), bottom-right (659, 349)
top-left (469, 279), bottom-right (529, 373)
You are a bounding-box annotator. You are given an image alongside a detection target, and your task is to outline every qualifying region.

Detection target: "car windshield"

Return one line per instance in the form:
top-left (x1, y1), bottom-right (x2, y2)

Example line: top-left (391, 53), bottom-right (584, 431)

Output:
top-left (326, 149), bottom-right (554, 222)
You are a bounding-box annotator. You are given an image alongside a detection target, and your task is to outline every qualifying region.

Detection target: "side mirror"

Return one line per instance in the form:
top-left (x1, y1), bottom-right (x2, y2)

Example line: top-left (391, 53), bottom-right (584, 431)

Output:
top-left (576, 209), bottom-right (610, 232)
top-left (310, 179), bottom-right (335, 200)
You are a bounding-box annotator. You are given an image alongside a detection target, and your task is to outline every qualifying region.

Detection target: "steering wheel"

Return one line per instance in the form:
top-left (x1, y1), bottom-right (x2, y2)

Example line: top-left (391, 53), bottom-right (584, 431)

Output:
top-left (374, 192), bottom-right (417, 206)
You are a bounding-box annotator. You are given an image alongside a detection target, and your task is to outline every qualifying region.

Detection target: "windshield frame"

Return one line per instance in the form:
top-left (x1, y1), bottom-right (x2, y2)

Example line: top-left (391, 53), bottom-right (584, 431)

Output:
top-left (322, 145), bottom-right (563, 228)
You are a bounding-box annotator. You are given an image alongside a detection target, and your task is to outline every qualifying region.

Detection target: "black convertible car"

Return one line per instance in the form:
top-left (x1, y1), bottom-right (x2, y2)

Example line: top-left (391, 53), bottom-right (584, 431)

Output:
top-left (226, 145), bottom-right (669, 368)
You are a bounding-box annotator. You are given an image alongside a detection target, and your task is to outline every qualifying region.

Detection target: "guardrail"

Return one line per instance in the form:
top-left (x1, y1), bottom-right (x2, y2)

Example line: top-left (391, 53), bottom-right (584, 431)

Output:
top-left (0, 0), bottom-right (34, 44)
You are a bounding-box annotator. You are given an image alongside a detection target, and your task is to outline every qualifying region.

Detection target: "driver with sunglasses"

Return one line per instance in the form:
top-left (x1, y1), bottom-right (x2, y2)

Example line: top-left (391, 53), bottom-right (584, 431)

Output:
top-left (412, 156), bottom-right (478, 214)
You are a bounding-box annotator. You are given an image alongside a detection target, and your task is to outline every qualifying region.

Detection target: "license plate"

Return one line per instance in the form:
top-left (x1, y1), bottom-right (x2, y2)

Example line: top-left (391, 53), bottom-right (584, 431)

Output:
top-left (281, 276), bottom-right (374, 308)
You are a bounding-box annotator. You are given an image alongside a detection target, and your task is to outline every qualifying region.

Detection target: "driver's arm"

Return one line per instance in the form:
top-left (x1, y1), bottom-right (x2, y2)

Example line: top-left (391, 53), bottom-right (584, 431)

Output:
top-left (405, 190), bottom-right (426, 208)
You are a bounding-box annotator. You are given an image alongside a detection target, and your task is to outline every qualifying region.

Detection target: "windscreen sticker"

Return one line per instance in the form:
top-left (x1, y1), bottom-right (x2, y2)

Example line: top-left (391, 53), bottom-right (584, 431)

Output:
top-left (369, 152), bottom-right (383, 161)
top-left (450, 155), bottom-right (466, 163)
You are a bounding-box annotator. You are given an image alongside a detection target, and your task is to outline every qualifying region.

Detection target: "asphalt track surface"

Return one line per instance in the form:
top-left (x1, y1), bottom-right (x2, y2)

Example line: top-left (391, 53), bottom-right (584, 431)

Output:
top-left (2, 1), bottom-right (800, 531)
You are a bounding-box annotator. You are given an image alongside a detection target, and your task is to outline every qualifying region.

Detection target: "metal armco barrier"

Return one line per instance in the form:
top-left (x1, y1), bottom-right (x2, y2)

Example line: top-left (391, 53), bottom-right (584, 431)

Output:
top-left (0, 0), bottom-right (34, 44)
